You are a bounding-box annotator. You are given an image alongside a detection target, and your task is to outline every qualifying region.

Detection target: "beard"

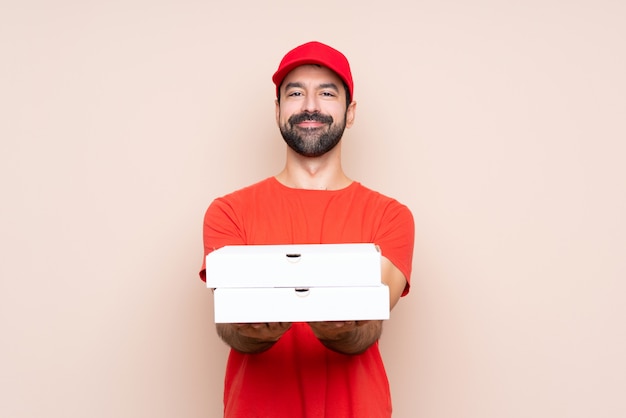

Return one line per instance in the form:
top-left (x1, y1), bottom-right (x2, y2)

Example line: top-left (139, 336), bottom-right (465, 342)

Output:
top-left (279, 111), bottom-right (347, 157)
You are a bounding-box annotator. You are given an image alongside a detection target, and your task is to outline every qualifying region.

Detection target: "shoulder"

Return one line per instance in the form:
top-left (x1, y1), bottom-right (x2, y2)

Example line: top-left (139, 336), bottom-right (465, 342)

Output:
top-left (203, 178), bottom-right (273, 221)
top-left (352, 182), bottom-right (413, 217)
top-left (352, 182), bottom-right (399, 202)
top-left (221, 177), bottom-right (275, 199)
top-left (211, 177), bottom-right (276, 206)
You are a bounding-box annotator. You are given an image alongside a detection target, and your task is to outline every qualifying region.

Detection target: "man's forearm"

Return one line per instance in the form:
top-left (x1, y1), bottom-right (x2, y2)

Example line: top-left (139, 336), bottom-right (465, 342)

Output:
top-left (313, 320), bottom-right (383, 355)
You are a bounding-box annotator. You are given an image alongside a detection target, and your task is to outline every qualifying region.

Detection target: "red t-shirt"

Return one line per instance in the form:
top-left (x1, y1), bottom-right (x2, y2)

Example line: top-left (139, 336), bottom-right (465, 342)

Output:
top-left (200, 177), bottom-right (414, 418)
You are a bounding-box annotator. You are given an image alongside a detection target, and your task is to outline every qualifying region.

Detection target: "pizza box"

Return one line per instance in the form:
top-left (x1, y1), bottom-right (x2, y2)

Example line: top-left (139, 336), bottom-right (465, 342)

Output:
top-left (212, 285), bottom-right (389, 323)
top-left (205, 243), bottom-right (381, 288)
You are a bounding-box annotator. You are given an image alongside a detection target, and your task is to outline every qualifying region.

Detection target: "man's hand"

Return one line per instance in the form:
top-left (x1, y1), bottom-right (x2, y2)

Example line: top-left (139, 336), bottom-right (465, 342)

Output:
top-left (234, 322), bottom-right (292, 340)
top-left (308, 320), bottom-right (382, 355)
top-left (308, 320), bottom-right (367, 339)
top-left (216, 322), bottom-right (292, 354)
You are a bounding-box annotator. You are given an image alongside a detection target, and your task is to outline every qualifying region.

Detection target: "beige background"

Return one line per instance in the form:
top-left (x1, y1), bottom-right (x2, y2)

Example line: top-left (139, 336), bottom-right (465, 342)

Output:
top-left (1, 1), bottom-right (625, 417)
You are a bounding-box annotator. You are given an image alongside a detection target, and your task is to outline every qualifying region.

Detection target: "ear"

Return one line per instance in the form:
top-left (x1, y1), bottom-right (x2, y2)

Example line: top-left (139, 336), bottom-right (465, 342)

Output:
top-left (345, 100), bottom-right (357, 129)
top-left (275, 99), bottom-right (280, 126)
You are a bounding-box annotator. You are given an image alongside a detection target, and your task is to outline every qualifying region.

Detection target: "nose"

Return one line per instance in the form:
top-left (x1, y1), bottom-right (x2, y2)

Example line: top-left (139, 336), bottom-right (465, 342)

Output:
top-left (302, 93), bottom-right (320, 113)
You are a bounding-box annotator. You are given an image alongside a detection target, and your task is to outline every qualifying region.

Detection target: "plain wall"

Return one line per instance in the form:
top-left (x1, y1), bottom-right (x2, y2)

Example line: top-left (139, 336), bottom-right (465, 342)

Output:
top-left (1, 1), bottom-right (624, 417)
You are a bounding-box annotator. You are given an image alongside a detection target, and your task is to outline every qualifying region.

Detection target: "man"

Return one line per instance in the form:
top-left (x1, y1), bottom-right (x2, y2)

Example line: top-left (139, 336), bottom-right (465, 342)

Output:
top-left (199, 41), bottom-right (414, 418)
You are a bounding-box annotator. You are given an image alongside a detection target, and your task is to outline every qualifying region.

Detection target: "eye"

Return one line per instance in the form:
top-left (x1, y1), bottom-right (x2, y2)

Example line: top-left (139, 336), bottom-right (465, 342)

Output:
top-left (287, 91), bottom-right (303, 97)
top-left (321, 91), bottom-right (336, 97)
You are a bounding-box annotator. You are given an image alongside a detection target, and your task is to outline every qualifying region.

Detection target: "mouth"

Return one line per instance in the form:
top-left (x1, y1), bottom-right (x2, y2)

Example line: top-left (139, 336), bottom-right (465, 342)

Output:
top-left (288, 112), bottom-right (333, 129)
top-left (296, 120), bottom-right (327, 129)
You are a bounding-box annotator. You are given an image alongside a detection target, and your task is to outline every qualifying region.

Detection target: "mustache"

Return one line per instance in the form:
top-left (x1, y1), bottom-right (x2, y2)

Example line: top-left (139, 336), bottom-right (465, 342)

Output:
top-left (288, 111), bottom-right (334, 126)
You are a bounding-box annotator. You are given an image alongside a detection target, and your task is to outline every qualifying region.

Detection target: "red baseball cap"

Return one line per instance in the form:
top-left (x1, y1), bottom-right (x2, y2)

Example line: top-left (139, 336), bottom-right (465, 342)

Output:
top-left (272, 41), bottom-right (354, 100)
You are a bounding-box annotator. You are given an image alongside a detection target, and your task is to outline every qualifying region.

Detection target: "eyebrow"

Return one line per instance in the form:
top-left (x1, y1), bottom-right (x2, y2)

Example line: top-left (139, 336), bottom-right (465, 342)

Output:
top-left (284, 81), bottom-right (340, 92)
top-left (318, 82), bottom-right (340, 92)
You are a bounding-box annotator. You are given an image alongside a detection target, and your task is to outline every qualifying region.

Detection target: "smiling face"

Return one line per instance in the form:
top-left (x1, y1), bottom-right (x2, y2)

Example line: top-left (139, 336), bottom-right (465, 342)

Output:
top-left (276, 65), bottom-right (355, 158)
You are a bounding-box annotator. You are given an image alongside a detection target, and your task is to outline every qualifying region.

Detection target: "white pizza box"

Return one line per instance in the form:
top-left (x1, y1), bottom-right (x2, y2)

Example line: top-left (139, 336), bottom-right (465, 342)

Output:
top-left (205, 243), bottom-right (381, 288)
top-left (212, 285), bottom-right (389, 323)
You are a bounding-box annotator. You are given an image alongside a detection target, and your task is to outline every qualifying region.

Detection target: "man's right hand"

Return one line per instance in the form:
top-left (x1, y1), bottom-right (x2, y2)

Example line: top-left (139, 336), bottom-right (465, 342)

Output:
top-left (216, 322), bottom-right (292, 353)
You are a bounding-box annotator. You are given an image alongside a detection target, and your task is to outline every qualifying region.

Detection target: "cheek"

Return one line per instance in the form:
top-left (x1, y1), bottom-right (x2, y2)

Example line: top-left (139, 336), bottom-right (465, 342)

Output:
top-left (332, 110), bottom-right (347, 125)
top-left (326, 103), bottom-right (347, 117)
top-left (278, 106), bottom-right (298, 125)
top-left (276, 107), bottom-right (287, 126)
top-left (277, 105), bottom-right (290, 123)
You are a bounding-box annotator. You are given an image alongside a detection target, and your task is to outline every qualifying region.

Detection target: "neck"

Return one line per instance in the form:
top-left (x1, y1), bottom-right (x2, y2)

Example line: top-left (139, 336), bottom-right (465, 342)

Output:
top-left (275, 147), bottom-right (351, 190)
